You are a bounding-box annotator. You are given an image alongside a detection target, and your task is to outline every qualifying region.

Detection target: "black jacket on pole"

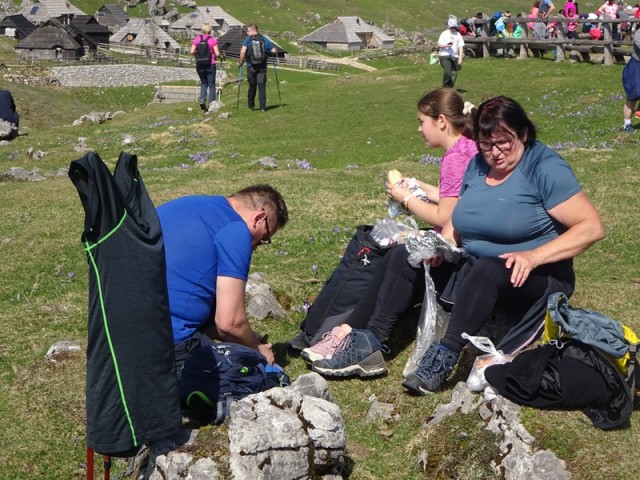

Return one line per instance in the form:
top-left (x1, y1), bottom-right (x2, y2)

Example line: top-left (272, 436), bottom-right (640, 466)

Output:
top-left (69, 152), bottom-right (180, 456)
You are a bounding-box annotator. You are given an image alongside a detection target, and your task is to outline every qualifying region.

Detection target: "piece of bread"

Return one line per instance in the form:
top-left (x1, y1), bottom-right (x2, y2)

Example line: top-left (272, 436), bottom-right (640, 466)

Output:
top-left (387, 169), bottom-right (403, 185)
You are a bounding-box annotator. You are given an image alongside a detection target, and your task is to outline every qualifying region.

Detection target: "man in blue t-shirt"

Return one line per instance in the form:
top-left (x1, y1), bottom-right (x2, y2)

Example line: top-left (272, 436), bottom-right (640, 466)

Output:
top-left (238, 24), bottom-right (277, 111)
top-left (157, 185), bottom-right (288, 371)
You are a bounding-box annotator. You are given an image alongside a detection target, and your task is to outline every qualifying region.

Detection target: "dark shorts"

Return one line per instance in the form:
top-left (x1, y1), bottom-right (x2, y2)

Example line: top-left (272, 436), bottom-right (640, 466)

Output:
top-left (622, 58), bottom-right (640, 101)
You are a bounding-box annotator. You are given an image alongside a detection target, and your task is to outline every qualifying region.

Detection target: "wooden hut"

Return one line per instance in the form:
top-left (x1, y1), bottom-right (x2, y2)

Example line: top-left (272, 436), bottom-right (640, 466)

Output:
top-left (70, 15), bottom-right (110, 46)
top-left (19, 0), bottom-right (86, 26)
top-left (170, 6), bottom-right (243, 36)
top-left (0, 14), bottom-right (37, 40)
top-left (15, 18), bottom-right (84, 60)
top-left (109, 18), bottom-right (180, 52)
top-left (300, 16), bottom-right (394, 51)
top-left (94, 4), bottom-right (129, 32)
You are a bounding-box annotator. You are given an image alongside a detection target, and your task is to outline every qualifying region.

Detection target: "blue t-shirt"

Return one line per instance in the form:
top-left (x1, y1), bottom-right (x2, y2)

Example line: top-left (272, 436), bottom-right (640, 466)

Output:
top-left (157, 196), bottom-right (253, 344)
top-left (243, 34), bottom-right (274, 67)
top-left (452, 142), bottom-right (582, 258)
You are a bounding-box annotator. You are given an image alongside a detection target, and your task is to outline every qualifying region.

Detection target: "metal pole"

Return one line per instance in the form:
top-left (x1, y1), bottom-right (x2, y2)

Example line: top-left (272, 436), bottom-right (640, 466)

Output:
top-left (236, 65), bottom-right (243, 110)
top-left (272, 57), bottom-right (282, 105)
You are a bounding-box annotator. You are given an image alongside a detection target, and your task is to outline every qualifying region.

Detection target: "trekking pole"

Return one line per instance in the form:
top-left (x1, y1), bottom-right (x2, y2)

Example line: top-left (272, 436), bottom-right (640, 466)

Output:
top-left (236, 65), bottom-right (243, 110)
top-left (87, 447), bottom-right (94, 480)
top-left (272, 57), bottom-right (282, 105)
top-left (103, 455), bottom-right (111, 480)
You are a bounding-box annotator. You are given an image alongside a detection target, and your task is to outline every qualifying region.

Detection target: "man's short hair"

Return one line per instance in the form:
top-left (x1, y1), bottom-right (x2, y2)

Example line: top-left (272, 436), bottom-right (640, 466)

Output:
top-left (231, 184), bottom-right (289, 229)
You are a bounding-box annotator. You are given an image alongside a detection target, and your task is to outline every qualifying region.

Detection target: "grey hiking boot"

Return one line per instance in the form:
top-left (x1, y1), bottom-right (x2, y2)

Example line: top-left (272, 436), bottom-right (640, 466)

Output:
top-left (312, 329), bottom-right (387, 378)
top-left (402, 342), bottom-right (459, 395)
top-left (622, 124), bottom-right (636, 133)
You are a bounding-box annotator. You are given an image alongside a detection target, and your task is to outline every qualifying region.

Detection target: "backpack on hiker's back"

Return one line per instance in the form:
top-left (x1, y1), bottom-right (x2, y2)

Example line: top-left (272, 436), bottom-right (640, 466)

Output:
top-left (247, 34), bottom-right (267, 65)
top-left (194, 35), bottom-right (212, 66)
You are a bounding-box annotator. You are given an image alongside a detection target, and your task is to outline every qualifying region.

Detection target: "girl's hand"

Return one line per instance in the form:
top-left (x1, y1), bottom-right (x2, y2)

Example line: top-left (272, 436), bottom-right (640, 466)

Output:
top-left (386, 181), bottom-right (410, 204)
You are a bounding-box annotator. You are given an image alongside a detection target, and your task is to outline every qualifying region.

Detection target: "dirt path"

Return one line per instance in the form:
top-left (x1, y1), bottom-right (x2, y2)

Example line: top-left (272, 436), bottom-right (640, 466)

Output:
top-left (305, 55), bottom-right (378, 72)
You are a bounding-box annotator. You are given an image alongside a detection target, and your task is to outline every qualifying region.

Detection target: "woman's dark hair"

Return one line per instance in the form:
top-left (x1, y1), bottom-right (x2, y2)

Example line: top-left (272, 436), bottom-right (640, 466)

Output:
top-left (473, 96), bottom-right (537, 148)
top-left (417, 88), bottom-right (476, 138)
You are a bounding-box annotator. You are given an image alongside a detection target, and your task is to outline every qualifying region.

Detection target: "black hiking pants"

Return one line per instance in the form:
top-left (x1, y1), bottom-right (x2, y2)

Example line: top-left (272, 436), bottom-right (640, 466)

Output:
top-left (347, 245), bottom-right (454, 342)
top-left (247, 64), bottom-right (268, 110)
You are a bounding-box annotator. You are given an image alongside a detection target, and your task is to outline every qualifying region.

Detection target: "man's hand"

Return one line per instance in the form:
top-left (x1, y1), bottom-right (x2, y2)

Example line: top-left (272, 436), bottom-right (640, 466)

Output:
top-left (258, 343), bottom-right (275, 364)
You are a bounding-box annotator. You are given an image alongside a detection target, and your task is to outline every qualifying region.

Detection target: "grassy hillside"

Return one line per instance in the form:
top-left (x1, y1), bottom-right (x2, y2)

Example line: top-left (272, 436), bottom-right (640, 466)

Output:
top-left (4, 0), bottom-right (538, 35)
top-left (1, 3), bottom-right (639, 478)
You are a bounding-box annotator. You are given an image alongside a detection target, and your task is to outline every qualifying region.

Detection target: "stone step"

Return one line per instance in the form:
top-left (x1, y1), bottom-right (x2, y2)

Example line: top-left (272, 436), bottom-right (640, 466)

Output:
top-left (152, 86), bottom-right (200, 104)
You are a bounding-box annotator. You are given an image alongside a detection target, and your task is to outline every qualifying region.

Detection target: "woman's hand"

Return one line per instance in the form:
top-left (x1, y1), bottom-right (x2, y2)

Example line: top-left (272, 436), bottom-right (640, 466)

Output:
top-left (424, 255), bottom-right (444, 267)
top-left (499, 250), bottom-right (541, 287)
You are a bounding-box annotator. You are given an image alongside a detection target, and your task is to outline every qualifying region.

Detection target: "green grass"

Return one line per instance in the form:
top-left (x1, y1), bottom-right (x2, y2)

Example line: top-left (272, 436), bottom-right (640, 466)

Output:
top-left (1, 3), bottom-right (640, 478)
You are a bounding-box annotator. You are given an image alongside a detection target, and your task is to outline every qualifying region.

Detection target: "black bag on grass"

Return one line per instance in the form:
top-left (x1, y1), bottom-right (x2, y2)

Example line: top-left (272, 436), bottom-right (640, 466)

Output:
top-left (178, 343), bottom-right (290, 425)
top-left (299, 225), bottom-right (390, 345)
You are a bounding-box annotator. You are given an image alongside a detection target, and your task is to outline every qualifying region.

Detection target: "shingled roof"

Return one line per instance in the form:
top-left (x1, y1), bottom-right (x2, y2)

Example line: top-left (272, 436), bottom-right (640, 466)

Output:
top-left (0, 14), bottom-right (37, 39)
top-left (170, 6), bottom-right (243, 34)
top-left (16, 19), bottom-right (82, 49)
top-left (300, 16), bottom-right (393, 49)
top-left (95, 4), bottom-right (129, 30)
top-left (110, 18), bottom-right (180, 50)
top-left (19, 0), bottom-right (86, 25)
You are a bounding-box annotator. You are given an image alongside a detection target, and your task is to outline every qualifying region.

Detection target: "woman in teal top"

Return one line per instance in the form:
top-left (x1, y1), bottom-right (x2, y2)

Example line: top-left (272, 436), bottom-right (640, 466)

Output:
top-left (403, 96), bottom-right (604, 395)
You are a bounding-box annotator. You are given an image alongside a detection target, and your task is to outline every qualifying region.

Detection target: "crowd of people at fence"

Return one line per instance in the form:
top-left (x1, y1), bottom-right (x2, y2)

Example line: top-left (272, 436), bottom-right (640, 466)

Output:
top-left (456, 0), bottom-right (640, 41)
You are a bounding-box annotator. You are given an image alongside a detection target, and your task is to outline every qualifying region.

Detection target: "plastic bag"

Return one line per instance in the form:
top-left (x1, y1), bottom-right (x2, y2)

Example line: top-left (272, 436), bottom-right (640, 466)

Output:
top-left (404, 229), bottom-right (465, 268)
top-left (387, 178), bottom-right (429, 218)
top-left (462, 333), bottom-right (514, 392)
top-left (402, 263), bottom-right (450, 377)
top-left (370, 217), bottom-right (419, 248)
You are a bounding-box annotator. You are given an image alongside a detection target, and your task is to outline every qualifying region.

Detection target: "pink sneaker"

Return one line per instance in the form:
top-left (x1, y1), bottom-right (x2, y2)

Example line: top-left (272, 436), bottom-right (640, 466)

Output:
top-left (301, 324), bottom-right (352, 363)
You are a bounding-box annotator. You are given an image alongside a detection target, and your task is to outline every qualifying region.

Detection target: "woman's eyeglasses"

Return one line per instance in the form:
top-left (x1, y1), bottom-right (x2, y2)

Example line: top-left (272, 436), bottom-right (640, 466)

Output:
top-left (478, 135), bottom-right (514, 153)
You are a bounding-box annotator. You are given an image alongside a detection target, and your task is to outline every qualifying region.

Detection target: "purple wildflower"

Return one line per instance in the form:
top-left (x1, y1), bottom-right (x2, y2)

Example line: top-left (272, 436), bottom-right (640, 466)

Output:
top-left (311, 264), bottom-right (318, 273)
top-left (189, 152), bottom-right (209, 164)
top-left (333, 226), bottom-right (340, 234)
top-left (296, 159), bottom-right (315, 170)
top-left (419, 154), bottom-right (441, 165)
top-left (68, 272), bottom-right (75, 282)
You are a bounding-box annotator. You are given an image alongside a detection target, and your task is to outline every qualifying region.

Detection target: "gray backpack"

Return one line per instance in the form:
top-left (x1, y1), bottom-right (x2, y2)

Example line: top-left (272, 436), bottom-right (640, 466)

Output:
top-left (247, 34), bottom-right (267, 65)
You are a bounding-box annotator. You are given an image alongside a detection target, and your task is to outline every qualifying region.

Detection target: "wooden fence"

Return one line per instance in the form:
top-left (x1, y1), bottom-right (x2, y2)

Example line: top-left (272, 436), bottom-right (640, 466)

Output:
top-left (462, 16), bottom-right (636, 65)
top-left (94, 44), bottom-right (342, 71)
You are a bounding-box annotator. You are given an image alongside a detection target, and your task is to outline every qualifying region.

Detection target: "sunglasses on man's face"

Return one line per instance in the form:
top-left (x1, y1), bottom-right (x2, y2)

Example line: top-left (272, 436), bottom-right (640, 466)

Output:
top-left (259, 211), bottom-right (272, 246)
